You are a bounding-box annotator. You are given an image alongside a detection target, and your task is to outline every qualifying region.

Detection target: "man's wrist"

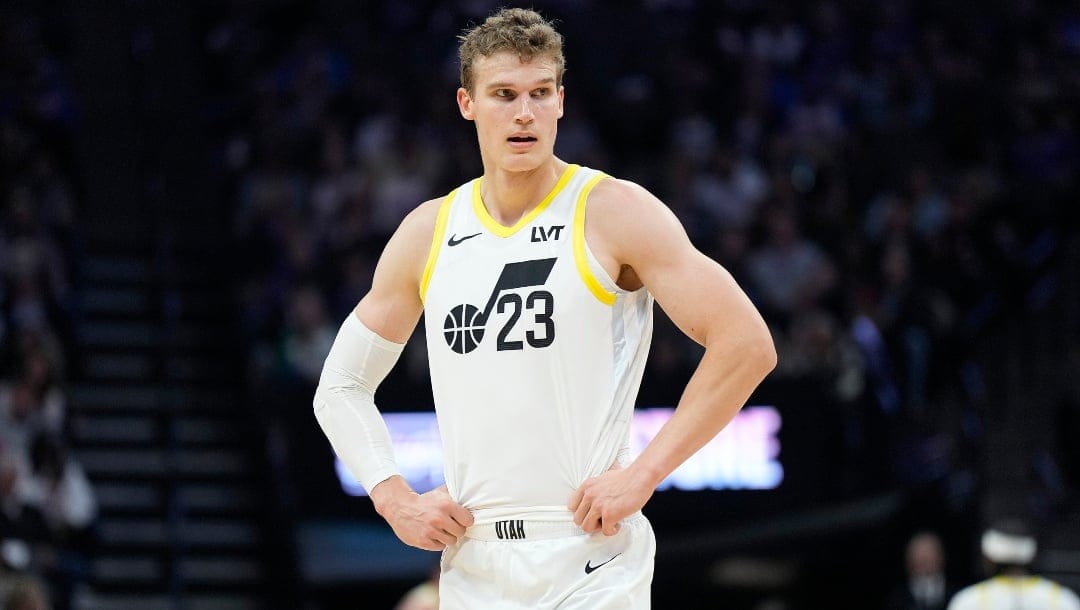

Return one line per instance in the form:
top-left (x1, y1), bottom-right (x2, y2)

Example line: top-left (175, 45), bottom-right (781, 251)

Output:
top-left (626, 460), bottom-right (666, 492)
top-left (370, 475), bottom-right (417, 517)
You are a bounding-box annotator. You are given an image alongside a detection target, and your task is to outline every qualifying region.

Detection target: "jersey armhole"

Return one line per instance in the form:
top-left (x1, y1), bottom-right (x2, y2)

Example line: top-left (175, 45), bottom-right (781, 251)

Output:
top-left (573, 174), bottom-right (617, 306)
top-left (419, 188), bottom-right (457, 303)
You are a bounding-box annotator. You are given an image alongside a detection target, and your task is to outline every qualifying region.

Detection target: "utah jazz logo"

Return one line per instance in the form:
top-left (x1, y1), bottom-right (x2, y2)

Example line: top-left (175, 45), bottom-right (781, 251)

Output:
top-left (443, 258), bottom-right (557, 354)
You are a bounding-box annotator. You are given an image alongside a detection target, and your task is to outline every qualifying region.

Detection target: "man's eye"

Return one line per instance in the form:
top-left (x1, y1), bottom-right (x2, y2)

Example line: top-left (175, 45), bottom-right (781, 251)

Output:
top-left (495, 90), bottom-right (514, 98)
top-left (532, 89), bottom-right (550, 98)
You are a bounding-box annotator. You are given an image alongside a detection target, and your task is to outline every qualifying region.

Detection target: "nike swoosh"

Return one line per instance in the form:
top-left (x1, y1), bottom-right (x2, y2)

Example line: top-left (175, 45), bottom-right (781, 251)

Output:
top-left (447, 232), bottom-right (482, 247)
top-left (584, 553), bottom-right (621, 574)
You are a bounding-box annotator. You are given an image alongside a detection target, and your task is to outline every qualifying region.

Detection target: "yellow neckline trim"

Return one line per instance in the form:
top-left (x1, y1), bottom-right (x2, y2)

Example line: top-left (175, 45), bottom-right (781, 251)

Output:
top-left (573, 173), bottom-right (616, 306)
top-left (471, 164), bottom-right (580, 237)
top-left (419, 188), bottom-right (457, 302)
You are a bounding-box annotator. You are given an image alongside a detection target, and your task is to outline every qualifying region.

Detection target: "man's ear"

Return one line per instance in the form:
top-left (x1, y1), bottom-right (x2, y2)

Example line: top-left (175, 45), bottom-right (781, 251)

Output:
top-left (457, 88), bottom-right (475, 120)
top-left (557, 85), bottom-right (565, 119)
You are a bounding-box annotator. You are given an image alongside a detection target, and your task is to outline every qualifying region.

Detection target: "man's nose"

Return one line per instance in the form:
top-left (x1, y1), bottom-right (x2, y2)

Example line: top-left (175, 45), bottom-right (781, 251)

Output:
top-left (515, 97), bottom-right (535, 123)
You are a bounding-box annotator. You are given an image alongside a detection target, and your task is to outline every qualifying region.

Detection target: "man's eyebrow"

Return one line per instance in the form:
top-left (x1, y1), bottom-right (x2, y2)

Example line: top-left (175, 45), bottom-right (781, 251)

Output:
top-left (485, 78), bottom-right (557, 90)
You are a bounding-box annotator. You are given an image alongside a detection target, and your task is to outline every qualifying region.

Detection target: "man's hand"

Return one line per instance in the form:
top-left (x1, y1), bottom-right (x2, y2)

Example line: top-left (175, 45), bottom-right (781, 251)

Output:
top-left (568, 464), bottom-right (656, 536)
top-left (372, 478), bottom-right (474, 551)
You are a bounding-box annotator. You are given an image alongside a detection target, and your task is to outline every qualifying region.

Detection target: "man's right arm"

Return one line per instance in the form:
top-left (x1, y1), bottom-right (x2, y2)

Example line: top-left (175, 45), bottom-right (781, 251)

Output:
top-left (314, 197), bottom-right (473, 551)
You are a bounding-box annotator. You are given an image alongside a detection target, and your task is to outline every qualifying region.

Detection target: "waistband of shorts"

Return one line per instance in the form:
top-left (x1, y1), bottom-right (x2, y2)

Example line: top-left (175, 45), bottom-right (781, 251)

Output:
top-left (465, 512), bottom-right (644, 541)
top-left (465, 519), bottom-right (587, 541)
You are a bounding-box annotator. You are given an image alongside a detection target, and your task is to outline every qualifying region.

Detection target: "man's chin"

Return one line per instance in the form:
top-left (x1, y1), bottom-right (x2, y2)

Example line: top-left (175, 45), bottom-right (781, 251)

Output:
top-left (500, 153), bottom-right (548, 173)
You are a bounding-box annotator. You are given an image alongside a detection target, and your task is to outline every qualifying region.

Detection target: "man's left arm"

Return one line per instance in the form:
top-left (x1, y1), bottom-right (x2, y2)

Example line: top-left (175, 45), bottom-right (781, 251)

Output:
top-left (569, 179), bottom-right (777, 535)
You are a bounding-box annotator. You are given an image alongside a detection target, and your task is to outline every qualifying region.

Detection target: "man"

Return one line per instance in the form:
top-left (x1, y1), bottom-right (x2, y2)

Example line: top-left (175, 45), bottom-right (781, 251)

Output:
top-left (947, 518), bottom-right (1080, 610)
top-left (313, 8), bottom-right (775, 608)
top-left (887, 531), bottom-right (954, 610)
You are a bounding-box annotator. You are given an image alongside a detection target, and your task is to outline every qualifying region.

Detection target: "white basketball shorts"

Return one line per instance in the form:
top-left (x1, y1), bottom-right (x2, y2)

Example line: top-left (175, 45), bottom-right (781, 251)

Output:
top-left (439, 513), bottom-right (656, 609)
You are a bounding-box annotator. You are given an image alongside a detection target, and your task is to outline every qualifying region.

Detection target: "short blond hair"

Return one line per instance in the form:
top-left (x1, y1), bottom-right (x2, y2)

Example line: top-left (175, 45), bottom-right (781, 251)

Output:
top-left (458, 8), bottom-right (565, 93)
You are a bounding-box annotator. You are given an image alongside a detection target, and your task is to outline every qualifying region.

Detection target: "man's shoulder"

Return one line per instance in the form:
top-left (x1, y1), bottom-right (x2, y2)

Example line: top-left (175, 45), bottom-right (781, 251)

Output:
top-left (1054, 579), bottom-right (1080, 609)
top-left (396, 196), bottom-right (451, 242)
top-left (376, 194), bottom-right (457, 281)
top-left (587, 174), bottom-right (651, 205)
top-left (584, 175), bottom-right (665, 229)
top-left (946, 581), bottom-right (985, 610)
top-left (410, 195), bottom-right (448, 221)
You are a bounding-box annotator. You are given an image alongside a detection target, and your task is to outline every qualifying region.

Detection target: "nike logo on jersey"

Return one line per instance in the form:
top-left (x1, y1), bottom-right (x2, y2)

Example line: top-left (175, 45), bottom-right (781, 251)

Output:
top-left (584, 553), bottom-right (621, 574)
top-left (447, 232), bottom-right (482, 246)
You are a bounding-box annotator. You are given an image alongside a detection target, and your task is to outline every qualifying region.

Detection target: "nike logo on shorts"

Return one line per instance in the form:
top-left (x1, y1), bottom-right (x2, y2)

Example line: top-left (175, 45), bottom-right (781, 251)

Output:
top-left (584, 553), bottom-right (621, 574)
top-left (447, 232), bottom-right (482, 246)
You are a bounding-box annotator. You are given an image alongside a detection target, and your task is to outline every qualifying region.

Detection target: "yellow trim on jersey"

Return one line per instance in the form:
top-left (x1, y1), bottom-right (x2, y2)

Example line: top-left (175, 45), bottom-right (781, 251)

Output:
top-left (573, 173), bottom-right (617, 306)
top-left (472, 164), bottom-right (580, 237)
top-left (419, 189), bottom-right (457, 302)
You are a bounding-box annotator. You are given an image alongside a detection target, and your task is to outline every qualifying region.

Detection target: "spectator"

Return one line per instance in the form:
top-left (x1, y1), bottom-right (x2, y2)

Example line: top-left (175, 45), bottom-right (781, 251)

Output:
top-left (888, 531), bottom-right (956, 610)
top-left (21, 435), bottom-right (94, 610)
top-left (745, 205), bottom-right (837, 319)
top-left (25, 435), bottom-right (95, 543)
top-left (948, 518), bottom-right (1080, 610)
top-left (0, 12), bottom-right (83, 609)
top-left (272, 285), bottom-right (335, 385)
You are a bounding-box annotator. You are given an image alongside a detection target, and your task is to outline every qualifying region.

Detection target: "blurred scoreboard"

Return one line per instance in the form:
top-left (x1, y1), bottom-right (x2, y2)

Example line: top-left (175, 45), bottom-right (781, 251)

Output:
top-left (335, 406), bottom-right (784, 496)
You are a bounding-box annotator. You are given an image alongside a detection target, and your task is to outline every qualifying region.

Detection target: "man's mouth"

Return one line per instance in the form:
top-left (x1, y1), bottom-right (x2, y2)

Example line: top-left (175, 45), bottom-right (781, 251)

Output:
top-left (508, 136), bottom-right (537, 143)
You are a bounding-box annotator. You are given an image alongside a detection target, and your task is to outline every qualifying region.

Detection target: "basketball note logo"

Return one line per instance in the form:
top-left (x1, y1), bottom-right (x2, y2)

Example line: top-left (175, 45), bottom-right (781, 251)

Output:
top-left (444, 304), bottom-right (485, 354)
top-left (443, 258), bottom-right (558, 354)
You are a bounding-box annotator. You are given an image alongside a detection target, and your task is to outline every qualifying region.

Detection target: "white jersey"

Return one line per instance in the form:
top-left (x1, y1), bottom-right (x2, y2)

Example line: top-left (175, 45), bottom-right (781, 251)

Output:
top-left (948, 575), bottom-right (1080, 610)
top-left (421, 164), bottom-right (653, 524)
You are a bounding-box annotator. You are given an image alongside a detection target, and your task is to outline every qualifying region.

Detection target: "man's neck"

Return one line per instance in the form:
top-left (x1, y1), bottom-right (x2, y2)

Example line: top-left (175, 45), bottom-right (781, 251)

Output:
top-left (480, 158), bottom-right (568, 226)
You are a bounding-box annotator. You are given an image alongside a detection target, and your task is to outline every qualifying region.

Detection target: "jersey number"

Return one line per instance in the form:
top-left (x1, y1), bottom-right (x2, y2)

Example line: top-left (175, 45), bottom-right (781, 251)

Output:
top-left (495, 290), bottom-right (555, 351)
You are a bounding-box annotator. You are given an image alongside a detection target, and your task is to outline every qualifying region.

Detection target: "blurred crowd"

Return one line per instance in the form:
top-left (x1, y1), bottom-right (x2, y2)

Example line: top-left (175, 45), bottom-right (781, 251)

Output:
top-left (208, 0), bottom-right (1077, 507)
top-left (0, 10), bottom-right (96, 610)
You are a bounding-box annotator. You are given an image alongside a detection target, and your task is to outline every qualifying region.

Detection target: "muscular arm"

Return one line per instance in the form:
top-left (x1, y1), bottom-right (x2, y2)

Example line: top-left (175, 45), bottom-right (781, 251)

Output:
top-left (316, 197), bottom-right (473, 550)
top-left (351, 200), bottom-right (433, 342)
top-left (569, 179), bottom-right (777, 534)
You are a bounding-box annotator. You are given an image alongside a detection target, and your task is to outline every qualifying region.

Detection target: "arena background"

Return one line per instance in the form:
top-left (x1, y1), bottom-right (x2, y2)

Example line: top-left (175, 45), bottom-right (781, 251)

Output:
top-left (0, 0), bottom-right (1077, 608)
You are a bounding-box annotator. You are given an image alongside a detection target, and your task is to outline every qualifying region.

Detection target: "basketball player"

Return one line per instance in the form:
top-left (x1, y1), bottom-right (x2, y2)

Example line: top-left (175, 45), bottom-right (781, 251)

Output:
top-left (313, 8), bottom-right (775, 608)
top-left (947, 519), bottom-right (1080, 610)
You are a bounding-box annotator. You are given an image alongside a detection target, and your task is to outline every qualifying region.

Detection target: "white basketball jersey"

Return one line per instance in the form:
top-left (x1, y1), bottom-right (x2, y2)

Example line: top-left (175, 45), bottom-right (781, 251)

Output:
top-left (421, 164), bottom-right (653, 524)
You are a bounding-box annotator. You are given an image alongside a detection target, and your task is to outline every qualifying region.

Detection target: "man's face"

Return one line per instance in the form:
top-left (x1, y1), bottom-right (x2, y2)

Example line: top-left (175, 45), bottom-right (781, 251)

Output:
top-left (908, 535), bottom-right (944, 576)
top-left (457, 52), bottom-right (564, 173)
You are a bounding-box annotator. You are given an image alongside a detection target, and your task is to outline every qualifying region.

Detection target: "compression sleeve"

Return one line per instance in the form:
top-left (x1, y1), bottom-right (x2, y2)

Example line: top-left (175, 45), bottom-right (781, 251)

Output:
top-left (313, 313), bottom-right (405, 494)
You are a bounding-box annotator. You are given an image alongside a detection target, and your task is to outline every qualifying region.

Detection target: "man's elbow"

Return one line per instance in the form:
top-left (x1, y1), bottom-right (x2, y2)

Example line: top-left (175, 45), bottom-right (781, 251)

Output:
top-left (312, 377), bottom-right (333, 413)
top-left (747, 327), bottom-right (778, 379)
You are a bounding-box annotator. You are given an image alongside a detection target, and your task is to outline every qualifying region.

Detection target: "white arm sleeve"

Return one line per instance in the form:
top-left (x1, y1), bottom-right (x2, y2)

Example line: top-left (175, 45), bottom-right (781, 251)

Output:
top-left (313, 314), bottom-right (406, 494)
